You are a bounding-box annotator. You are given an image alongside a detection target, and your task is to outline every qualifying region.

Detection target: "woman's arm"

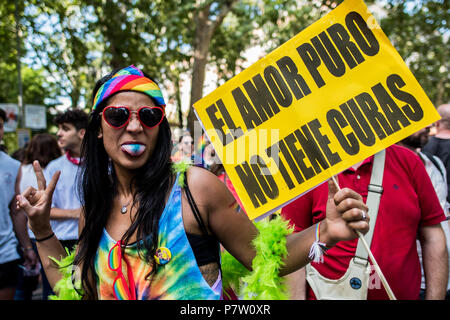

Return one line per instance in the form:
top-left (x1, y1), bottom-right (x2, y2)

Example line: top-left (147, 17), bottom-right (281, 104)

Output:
top-left (185, 167), bottom-right (257, 269)
top-left (187, 167), bottom-right (369, 275)
top-left (16, 161), bottom-right (67, 289)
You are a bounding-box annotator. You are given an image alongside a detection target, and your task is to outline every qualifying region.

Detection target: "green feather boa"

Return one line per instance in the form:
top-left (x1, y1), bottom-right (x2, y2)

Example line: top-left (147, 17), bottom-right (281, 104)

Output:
top-left (171, 159), bottom-right (192, 188)
top-left (221, 216), bottom-right (293, 300)
top-left (48, 247), bottom-right (83, 300)
top-left (48, 162), bottom-right (293, 300)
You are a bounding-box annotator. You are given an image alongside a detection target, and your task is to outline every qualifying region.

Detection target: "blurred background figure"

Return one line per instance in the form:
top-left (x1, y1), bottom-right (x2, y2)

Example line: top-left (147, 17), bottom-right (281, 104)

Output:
top-left (423, 104), bottom-right (450, 210)
top-left (192, 133), bottom-right (216, 169)
top-left (171, 131), bottom-right (194, 162)
top-left (398, 126), bottom-right (450, 300)
top-left (171, 127), bottom-right (183, 149)
top-left (11, 145), bottom-right (28, 163)
top-left (0, 108), bottom-right (36, 300)
top-left (202, 140), bottom-right (216, 169)
top-left (14, 133), bottom-right (62, 300)
top-left (400, 126), bottom-right (431, 152)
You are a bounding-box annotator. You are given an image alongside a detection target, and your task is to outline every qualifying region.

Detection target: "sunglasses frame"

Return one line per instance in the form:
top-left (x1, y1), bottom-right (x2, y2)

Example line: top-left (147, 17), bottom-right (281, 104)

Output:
top-left (101, 105), bottom-right (165, 130)
top-left (108, 240), bottom-right (136, 300)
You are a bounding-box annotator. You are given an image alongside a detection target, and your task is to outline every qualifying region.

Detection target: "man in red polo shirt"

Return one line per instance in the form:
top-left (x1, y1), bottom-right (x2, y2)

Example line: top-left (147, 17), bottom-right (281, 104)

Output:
top-left (282, 144), bottom-right (448, 300)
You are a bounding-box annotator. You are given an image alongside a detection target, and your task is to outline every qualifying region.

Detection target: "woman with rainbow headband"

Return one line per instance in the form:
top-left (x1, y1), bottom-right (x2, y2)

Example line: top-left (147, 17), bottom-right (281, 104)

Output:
top-left (16, 65), bottom-right (370, 300)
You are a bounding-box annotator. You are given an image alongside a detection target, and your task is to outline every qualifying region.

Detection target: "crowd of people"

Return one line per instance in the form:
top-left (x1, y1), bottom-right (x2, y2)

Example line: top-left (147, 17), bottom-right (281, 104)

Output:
top-left (0, 65), bottom-right (448, 300)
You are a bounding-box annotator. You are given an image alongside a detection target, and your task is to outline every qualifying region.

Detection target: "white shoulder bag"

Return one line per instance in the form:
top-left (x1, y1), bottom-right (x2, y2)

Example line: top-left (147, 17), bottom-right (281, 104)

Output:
top-left (305, 150), bottom-right (385, 300)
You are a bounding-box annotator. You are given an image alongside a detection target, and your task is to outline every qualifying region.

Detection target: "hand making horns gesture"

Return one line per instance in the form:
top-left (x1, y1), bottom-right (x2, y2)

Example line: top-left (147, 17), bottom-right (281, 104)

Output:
top-left (16, 160), bottom-right (61, 238)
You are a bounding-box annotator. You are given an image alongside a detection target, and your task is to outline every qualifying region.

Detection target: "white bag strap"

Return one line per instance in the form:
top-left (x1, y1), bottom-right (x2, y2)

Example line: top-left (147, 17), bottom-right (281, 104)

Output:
top-left (354, 149), bottom-right (386, 265)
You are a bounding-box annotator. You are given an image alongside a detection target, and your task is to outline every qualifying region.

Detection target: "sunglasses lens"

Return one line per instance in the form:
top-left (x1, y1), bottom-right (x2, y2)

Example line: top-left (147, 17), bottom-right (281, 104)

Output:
top-left (113, 276), bottom-right (130, 300)
top-left (108, 244), bottom-right (121, 270)
top-left (139, 107), bottom-right (164, 128)
top-left (104, 107), bottom-right (129, 128)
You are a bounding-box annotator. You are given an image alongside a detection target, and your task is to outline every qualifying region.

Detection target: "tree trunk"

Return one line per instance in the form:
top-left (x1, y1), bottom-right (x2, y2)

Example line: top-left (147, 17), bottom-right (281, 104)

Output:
top-left (175, 76), bottom-right (183, 128)
top-left (187, 0), bottom-right (236, 135)
top-left (187, 4), bottom-right (212, 135)
top-left (70, 88), bottom-right (80, 109)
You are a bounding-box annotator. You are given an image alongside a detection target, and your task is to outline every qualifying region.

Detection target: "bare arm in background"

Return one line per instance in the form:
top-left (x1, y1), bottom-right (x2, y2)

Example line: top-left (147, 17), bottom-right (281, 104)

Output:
top-left (419, 223), bottom-right (448, 299)
top-left (50, 207), bottom-right (81, 220)
top-left (286, 267), bottom-right (306, 300)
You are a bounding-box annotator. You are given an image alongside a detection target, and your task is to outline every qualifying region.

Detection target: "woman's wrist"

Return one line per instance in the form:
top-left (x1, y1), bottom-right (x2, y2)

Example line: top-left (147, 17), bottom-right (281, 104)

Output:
top-left (31, 225), bottom-right (53, 240)
top-left (318, 220), bottom-right (337, 248)
top-left (35, 232), bottom-right (55, 243)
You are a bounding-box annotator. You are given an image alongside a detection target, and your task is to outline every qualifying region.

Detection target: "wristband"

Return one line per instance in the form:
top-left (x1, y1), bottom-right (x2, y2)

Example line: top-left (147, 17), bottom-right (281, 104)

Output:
top-left (308, 222), bottom-right (328, 263)
top-left (35, 232), bottom-right (55, 243)
top-left (22, 247), bottom-right (34, 252)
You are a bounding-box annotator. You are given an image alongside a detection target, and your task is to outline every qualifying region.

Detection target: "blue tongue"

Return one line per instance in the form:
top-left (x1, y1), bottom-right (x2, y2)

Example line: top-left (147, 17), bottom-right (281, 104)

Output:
top-left (122, 144), bottom-right (145, 155)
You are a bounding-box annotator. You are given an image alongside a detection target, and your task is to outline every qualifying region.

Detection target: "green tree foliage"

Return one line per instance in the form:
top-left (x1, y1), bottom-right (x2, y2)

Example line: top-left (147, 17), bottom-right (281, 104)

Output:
top-left (0, 1), bottom-right (56, 154)
top-left (0, 1), bottom-right (18, 66)
top-left (0, 63), bottom-right (51, 105)
top-left (0, 1), bottom-right (57, 106)
top-left (2, 0), bottom-right (447, 134)
top-left (381, 0), bottom-right (449, 106)
top-left (84, 0), bottom-right (190, 123)
top-left (25, 0), bottom-right (96, 109)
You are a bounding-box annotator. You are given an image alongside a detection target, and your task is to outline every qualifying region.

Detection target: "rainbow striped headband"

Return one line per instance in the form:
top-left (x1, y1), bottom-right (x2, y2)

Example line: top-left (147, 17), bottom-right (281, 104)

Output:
top-left (92, 65), bottom-right (166, 112)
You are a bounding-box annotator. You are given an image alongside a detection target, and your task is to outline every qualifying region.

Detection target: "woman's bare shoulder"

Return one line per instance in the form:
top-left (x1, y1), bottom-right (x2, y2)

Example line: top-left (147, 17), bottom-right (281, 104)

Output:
top-left (185, 166), bottom-right (234, 207)
top-left (186, 166), bottom-right (220, 184)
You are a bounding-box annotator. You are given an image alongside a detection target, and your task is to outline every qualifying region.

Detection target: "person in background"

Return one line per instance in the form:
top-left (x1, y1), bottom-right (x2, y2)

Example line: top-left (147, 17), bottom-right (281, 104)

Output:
top-left (202, 141), bottom-right (216, 169)
top-left (398, 127), bottom-right (450, 300)
top-left (11, 145), bottom-right (28, 163)
top-left (0, 108), bottom-right (37, 299)
top-left (423, 104), bottom-right (450, 210)
top-left (14, 133), bottom-right (62, 300)
top-left (40, 109), bottom-right (88, 299)
top-left (171, 132), bottom-right (194, 162)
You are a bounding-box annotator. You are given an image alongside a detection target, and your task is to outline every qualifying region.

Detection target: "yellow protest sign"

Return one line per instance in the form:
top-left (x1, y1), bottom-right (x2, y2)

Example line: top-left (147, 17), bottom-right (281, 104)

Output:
top-left (193, 0), bottom-right (441, 220)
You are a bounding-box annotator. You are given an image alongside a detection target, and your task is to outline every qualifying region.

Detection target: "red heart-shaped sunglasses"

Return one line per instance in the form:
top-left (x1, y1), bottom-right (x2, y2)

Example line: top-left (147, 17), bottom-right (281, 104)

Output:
top-left (100, 106), bottom-right (164, 129)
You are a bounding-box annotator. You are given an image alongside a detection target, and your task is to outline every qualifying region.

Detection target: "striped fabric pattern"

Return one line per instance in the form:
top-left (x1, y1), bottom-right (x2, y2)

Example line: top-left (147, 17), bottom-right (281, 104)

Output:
top-left (92, 65), bottom-right (166, 111)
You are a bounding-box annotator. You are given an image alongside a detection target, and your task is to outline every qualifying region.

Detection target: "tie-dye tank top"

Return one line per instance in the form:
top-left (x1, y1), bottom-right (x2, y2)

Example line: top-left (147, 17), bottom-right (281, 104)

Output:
top-left (94, 173), bottom-right (222, 300)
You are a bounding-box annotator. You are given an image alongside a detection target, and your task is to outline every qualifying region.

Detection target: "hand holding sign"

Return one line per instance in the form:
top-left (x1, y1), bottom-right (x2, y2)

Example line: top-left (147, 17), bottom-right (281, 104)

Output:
top-left (323, 178), bottom-right (369, 247)
top-left (16, 160), bottom-right (60, 239)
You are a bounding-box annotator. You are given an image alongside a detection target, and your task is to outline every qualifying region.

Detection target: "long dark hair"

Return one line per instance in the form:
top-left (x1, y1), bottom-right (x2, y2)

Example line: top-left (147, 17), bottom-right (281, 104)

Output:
top-left (74, 68), bottom-right (173, 299)
top-left (23, 133), bottom-right (62, 168)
